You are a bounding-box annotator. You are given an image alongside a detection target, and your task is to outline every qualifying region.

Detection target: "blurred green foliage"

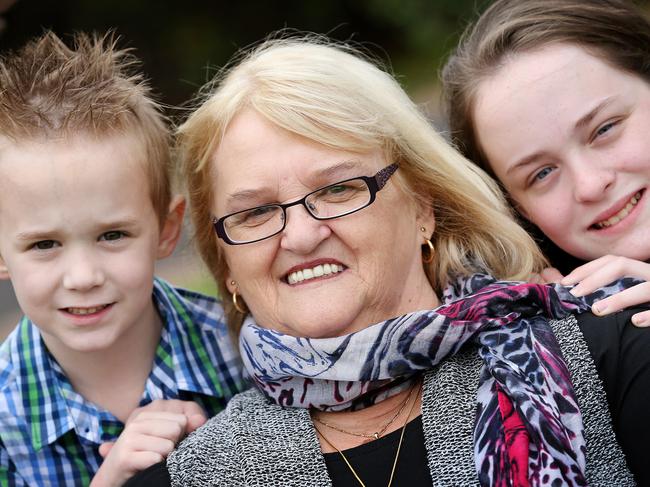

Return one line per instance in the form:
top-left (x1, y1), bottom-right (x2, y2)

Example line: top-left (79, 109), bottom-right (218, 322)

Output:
top-left (0, 0), bottom-right (482, 110)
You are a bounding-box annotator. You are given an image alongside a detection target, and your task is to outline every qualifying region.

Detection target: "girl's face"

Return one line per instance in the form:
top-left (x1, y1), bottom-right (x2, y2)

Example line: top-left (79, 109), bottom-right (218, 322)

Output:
top-left (473, 43), bottom-right (650, 261)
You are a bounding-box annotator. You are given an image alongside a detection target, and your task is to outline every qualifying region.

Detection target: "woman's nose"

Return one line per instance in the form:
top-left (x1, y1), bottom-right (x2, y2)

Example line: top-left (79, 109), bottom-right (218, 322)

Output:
top-left (62, 250), bottom-right (106, 291)
top-left (279, 205), bottom-right (331, 254)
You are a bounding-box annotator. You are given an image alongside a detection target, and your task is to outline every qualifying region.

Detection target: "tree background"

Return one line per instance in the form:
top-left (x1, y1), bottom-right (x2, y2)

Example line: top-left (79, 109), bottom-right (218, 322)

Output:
top-left (0, 0), bottom-right (482, 109)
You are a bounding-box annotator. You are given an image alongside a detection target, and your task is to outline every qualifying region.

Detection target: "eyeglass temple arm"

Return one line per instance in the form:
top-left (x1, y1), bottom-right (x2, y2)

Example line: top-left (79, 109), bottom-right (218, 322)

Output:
top-left (375, 163), bottom-right (399, 190)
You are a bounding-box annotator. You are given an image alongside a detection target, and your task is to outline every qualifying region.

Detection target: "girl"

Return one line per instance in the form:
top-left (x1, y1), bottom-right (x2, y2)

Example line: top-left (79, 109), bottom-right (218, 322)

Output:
top-left (442, 0), bottom-right (650, 325)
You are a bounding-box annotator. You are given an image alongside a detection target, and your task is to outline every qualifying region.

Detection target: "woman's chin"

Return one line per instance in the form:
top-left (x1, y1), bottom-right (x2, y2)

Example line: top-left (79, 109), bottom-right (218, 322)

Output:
top-left (276, 308), bottom-right (371, 339)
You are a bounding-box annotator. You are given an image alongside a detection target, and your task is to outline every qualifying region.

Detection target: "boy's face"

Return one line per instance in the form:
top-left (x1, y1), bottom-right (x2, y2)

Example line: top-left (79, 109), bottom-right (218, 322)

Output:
top-left (0, 134), bottom-right (181, 357)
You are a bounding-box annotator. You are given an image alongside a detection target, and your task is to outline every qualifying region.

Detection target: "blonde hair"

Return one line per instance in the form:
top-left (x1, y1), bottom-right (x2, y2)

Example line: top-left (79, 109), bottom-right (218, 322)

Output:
top-left (442, 0), bottom-right (650, 176)
top-left (0, 31), bottom-right (172, 224)
top-left (178, 36), bottom-right (547, 333)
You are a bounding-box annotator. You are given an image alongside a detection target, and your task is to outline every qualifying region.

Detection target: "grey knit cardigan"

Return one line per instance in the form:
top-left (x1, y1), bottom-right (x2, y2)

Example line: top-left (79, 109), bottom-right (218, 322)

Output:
top-left (167, 316), bottom-right (634, 486)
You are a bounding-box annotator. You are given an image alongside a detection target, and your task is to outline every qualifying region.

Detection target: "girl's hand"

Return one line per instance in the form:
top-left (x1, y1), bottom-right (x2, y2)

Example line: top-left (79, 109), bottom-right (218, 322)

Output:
top-left (529, 267), bottom-right (564, 284)
top-left (561, 255), bottom-right (650, 326)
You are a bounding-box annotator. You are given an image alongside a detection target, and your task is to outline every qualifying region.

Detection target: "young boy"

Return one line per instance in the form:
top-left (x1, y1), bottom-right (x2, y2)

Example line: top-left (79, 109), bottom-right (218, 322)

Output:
top-left (0, 32), bottom-right (246, 485)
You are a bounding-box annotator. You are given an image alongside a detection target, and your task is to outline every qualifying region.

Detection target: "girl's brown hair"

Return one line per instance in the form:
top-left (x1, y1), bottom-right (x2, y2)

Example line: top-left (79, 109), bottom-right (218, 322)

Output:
top-left (442, 0), bottom-right (650, 176)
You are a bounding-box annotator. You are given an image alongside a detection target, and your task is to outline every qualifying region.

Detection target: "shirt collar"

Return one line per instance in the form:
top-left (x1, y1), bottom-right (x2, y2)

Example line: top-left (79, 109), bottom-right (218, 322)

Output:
top-left (150, 277), bottom-right (228, 399)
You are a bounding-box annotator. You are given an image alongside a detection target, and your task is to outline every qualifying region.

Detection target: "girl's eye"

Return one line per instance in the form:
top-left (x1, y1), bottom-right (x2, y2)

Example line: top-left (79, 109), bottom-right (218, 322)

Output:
top-left (100, 231), bottom-right (126, 242)
top-left (591, 119), bottom-right (623, 143)
top-left (530, 166), bottom-right (555, 185)
top-left (595, 121), bottom-right (616, 138)
top-left (32, 240), bottom-right (58, 250)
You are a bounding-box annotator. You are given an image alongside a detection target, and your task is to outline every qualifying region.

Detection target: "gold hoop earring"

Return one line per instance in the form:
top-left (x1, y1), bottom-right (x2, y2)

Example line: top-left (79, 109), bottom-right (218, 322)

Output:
top-left (230, 280), bottom-right (246, 314)
top-left (422, 238), bottom-right (435, 264)
top-left (232, 289), bottom-right (246, 314)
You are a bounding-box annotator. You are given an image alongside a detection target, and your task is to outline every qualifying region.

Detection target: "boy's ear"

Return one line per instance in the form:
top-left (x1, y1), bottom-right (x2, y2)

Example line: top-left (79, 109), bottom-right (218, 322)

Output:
top-left (157, 195), bottom-right (186, 259)
top-left (0, 256), bottom-right (8, 280)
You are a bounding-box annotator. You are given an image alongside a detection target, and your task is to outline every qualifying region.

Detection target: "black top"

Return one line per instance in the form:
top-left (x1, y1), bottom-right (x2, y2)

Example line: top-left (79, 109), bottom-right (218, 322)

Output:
top-left (322, 415), bottom-right (432, 486)
top-left (577, 306), bottom-right (650, 486)
top-left (125, 308), bottom-right (650, 486)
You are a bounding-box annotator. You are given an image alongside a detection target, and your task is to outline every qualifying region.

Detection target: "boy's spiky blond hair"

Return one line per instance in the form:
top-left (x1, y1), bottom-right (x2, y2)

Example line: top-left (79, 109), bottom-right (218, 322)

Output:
top-left (0, 31), bottom-right (172, 224)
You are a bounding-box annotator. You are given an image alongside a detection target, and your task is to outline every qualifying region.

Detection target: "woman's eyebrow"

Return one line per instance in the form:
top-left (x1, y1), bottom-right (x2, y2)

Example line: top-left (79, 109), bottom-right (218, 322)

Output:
top-left (227, 188), bottom-right (264, 202)
top-left (225, 188), bottom-right (270, 209)
top-left (312, 160), bottom-right (363, 180)
top-left (224, 161), bottom-right (365, 207)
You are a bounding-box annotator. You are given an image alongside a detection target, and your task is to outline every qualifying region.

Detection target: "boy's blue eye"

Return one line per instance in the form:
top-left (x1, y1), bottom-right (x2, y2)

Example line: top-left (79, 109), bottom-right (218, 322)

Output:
top-left (100, 231), bottom-right (125, 242)
top-left (33, 240), bottom-right (58, 250)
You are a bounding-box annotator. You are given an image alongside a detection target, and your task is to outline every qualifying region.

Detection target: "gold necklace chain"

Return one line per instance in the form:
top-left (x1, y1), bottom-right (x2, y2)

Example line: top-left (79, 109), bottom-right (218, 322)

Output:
top-left (313, 380), bottom-right (422, 487)
top-left (313, 382), bottom-right (417, 440)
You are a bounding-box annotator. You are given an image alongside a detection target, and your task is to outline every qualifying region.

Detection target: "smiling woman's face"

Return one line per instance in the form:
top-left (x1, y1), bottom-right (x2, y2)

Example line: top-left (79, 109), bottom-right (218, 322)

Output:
top-left (211, 109), bottom-right (438, 338)
top-left (473, 43), bottom-right (650, 261)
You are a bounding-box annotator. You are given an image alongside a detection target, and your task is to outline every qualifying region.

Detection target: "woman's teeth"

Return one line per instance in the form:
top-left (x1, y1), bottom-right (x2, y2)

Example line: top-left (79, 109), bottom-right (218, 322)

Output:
top-left (66, 305), bottom-right (107, 315)
top-left (594, 191), bottom-right (642, 229)
top-left (287, 264), bottom-right (344, 284)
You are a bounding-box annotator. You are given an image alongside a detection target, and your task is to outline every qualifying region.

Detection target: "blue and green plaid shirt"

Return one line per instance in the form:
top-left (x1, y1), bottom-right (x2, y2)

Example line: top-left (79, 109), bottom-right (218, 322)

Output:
top-left (0, 278), bottom-right (246, 486)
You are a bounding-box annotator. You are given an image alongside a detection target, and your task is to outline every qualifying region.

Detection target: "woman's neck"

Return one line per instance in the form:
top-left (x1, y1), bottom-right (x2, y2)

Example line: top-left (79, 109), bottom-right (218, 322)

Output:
top-left (311, 378), bottom-right (423, 453)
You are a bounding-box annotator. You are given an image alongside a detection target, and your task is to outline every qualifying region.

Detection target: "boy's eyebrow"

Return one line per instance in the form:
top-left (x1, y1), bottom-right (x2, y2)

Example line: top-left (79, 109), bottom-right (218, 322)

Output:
top-left (98, 218), bottom-right (140, 229)
top-left (15, 219), bottom-right (141, 240)
top-left (15, 230), bottom-right (57, 241)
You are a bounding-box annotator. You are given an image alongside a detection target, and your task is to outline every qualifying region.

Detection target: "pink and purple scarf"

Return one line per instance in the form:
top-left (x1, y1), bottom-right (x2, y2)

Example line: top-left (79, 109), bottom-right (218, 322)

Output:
top-left (239, 274), bottom-right (634, 486)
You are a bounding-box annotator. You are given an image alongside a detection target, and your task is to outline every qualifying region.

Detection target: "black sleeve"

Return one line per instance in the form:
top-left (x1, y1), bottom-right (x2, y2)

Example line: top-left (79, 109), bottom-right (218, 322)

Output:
top-left (123, 461), bottom-right (171, 487)
top-left (577, 306), bottom-right (650, 486)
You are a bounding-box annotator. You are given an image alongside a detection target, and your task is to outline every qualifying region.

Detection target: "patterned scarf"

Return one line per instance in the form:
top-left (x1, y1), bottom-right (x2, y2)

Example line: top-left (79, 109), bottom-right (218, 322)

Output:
top-left (239, 274), bottom-right (633, 486)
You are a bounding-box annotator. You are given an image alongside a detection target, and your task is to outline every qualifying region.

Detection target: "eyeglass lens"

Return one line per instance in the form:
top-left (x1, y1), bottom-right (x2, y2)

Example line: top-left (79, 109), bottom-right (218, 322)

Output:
top-left (224, 178), bottom-right (372, 243)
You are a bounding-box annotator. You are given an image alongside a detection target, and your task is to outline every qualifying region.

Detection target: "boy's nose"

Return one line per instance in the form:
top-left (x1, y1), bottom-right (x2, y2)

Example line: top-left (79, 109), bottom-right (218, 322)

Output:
top-left (62, 254), bottom-right (106, 291)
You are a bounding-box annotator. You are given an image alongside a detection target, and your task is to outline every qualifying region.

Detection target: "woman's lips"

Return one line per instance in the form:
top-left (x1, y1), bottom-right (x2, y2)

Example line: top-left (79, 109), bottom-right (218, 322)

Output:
top-left (590, 189), bottom-right (644, 230)
top-left (284, 259), bottom-right (346, 285)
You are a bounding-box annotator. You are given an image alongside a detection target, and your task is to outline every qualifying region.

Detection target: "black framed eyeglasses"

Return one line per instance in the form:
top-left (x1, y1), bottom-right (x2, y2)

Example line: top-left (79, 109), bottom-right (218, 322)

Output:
top-left (213, 163), bottom-right (399, 245)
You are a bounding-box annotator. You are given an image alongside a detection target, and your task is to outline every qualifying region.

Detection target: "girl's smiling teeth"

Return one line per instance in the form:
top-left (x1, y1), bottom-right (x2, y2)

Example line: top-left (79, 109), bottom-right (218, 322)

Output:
top-left (64, 304), bottom-right (110, 315)
top-left (593, 191), bottom-right (643, 229)
top-left (287, 263), bottom-right (345, 285)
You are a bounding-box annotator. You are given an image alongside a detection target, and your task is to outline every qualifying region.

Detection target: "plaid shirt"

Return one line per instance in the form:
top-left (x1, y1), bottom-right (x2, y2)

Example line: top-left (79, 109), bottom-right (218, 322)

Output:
top-left (0, 278), bottom-right (246, 486)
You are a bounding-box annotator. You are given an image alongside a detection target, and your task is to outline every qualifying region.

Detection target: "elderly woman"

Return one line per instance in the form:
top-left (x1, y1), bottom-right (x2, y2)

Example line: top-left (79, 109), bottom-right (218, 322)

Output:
top-left (126, 37), bottom-right (650, 486)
